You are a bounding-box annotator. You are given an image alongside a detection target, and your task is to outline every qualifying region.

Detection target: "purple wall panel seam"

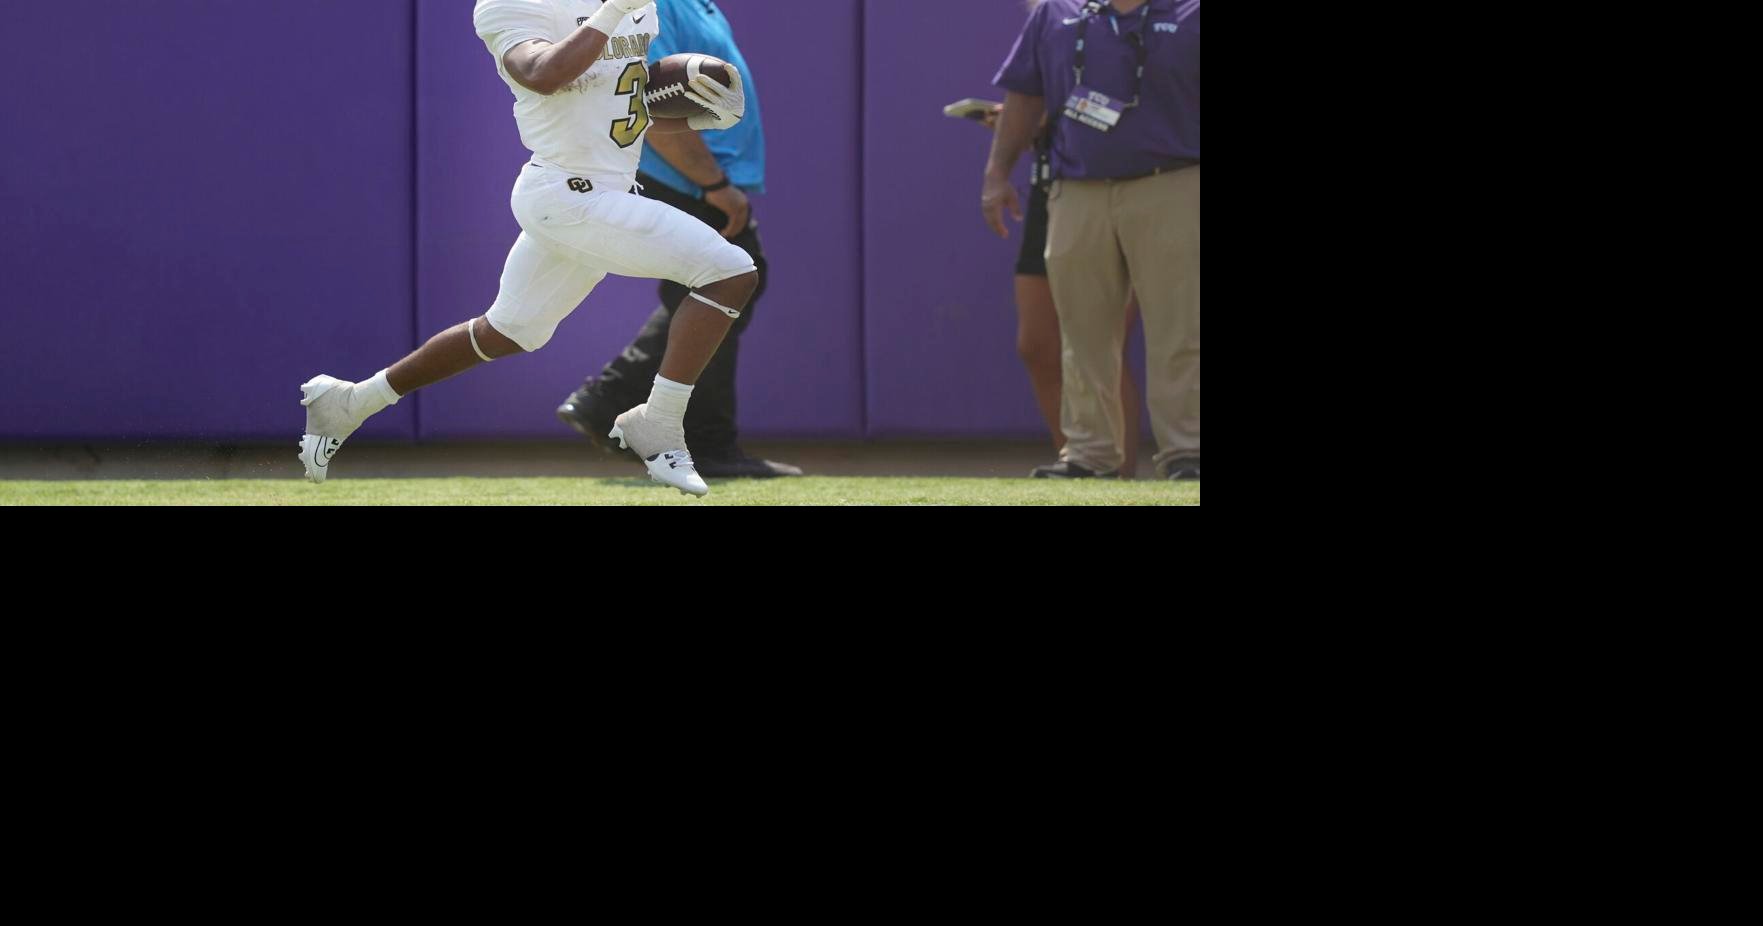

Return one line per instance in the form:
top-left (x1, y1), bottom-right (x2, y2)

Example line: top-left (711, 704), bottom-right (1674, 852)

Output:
top-left (410, 0), bottom-right (425, 443)
top-left (857, 0), bottom-right (870, 438)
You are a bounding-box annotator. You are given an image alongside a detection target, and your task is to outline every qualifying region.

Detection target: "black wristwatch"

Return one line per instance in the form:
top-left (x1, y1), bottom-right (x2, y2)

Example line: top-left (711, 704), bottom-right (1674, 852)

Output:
top-left (701, 175), bottom-right (732, 195)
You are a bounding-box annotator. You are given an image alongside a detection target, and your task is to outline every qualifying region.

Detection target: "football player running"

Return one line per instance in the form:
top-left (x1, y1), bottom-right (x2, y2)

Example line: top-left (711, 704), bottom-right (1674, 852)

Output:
top-left (298, 0), bottom-right (752, 496)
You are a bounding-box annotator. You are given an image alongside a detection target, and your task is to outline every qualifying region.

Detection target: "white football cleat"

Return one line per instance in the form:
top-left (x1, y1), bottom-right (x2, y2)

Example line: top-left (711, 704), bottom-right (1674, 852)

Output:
top-left (609, 404), bottom-right (710, 497)
top-left (298, 375), bottom-right (368, 484)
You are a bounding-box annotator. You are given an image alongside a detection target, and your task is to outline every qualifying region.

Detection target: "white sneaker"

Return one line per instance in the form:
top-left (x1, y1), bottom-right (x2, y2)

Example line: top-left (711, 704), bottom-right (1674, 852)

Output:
top-left (609, 404), bottom-right (710, 497)
top-left (298, 375), bottom-right (369, 484)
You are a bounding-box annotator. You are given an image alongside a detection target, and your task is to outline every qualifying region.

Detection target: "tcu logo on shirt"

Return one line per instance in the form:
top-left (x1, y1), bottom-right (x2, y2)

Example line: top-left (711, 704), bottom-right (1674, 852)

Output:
top-left (1155, 22), bottom-right (1180, 33)
top-left (568, 177), bottom-right (594, 193)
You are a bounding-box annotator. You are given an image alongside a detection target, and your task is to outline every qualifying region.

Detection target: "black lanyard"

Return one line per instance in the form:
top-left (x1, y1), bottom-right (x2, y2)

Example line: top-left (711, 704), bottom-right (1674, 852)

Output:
top-left (1073, 3), bottom-right (1153, 108)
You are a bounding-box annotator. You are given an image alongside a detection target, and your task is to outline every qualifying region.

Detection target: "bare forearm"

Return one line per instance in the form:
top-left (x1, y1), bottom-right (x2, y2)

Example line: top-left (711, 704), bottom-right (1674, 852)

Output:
top-left (645, 128), bottom-right (726, 184)
top-left (647, 117), bottom-right (696, 136)
top-left (505, 27), bottom-right (611, 95)
top-left (986, 91), bottom-right (1046, 179)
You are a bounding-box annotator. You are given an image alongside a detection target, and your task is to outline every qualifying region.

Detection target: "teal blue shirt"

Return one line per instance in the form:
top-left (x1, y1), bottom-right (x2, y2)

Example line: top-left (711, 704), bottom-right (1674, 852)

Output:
top-left (641, 0), bottom-right (765, 196)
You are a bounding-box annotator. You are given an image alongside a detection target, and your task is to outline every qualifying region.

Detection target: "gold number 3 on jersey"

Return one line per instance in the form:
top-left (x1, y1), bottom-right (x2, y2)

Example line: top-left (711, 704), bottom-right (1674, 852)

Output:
top-left (609, 62), bottom-right (651, 148)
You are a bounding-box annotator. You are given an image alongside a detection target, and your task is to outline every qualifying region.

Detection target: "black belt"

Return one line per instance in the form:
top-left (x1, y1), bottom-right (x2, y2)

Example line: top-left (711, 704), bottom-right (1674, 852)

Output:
top-left (1102, 159), bottom-right (1199, 183)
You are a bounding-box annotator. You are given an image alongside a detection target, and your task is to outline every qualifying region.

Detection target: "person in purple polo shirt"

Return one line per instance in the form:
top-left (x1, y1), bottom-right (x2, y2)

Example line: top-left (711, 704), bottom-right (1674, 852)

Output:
top-left (984, 0), bottom-right (1200, 481)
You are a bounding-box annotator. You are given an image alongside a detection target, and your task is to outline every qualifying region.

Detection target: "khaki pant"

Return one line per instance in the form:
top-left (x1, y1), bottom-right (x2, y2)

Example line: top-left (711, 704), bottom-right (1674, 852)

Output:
top-left (1044, 166), bottom-right (1200, 476)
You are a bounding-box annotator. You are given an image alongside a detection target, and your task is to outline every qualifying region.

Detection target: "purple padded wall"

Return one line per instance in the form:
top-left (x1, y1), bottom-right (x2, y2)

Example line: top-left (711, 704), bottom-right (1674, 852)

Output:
top-left (0, 0), bottom-right (416, 441)
top-left (0, 0), bottom-right (1153, 445)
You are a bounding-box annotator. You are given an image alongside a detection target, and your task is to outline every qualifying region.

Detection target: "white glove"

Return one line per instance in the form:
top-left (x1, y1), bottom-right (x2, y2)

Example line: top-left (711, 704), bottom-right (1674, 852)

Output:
top-left (684, 65), bottom-right (745, 131)
top-left (586, 0), bottom-right (652, 35)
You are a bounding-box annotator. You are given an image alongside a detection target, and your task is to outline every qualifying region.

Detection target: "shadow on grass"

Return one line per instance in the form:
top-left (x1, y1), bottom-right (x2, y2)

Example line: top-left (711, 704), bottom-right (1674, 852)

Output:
top-left (592, 477), bottom-right (671, 492)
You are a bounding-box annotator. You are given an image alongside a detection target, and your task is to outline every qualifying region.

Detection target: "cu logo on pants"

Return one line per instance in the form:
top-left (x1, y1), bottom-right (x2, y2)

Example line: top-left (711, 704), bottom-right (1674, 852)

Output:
top-left (568, 177), bottom-right (594, 193)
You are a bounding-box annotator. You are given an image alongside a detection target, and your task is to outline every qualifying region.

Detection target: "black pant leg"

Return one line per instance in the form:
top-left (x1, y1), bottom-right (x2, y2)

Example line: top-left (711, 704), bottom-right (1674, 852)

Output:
top-left (592, 303), bottom-right (674, 412)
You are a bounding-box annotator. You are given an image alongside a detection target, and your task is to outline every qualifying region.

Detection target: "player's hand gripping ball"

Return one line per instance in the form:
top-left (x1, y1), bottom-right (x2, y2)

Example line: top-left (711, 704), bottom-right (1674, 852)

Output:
top-left (646, 53), bottom-right (745, 128)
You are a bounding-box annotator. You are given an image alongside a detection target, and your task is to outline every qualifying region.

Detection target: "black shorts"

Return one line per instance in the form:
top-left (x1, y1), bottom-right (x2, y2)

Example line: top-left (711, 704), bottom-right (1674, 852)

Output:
top-left (1015, 184), bottom-right (1050, 277)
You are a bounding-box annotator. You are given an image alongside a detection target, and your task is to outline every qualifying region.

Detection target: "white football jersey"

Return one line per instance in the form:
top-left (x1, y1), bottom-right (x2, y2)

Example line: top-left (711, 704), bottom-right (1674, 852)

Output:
top-left (473, 0), bottom-right (661, 180)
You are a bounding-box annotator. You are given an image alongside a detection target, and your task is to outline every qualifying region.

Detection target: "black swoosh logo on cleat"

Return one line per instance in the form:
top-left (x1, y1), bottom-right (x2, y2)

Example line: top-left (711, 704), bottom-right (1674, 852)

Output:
top-left (646, 453), bottom-right (662, 462)
top-left (634, 13), bottom-right (647, 24)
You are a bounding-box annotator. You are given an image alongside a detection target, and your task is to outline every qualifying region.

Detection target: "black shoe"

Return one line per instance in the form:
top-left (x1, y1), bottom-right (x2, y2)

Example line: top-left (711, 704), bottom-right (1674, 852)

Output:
top-left (695, 452), bottom-right (805, 479)
top-left (556, 385), bottom-right (623, 454)
top-left (1165, 457), bottom-right (1201, 481)
top-left (1031, 460), bottom-right (1119, 479)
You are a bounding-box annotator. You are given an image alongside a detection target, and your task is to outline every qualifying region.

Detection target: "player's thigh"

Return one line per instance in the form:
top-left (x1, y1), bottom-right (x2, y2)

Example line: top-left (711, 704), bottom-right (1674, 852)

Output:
top-left (485, 231), bottom-right (607, 352)
top-left (537, 190), bottom-right (756, 290)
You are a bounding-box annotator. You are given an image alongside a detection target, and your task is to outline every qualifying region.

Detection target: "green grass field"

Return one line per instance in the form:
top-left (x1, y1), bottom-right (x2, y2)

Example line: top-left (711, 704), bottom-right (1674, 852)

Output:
top-left (0, 477), bottom-right (1198, 506)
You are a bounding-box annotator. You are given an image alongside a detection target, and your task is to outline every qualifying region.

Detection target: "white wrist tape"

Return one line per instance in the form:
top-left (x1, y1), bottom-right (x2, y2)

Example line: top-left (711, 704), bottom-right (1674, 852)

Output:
top-left (585, 5), bottom-right (627, 35)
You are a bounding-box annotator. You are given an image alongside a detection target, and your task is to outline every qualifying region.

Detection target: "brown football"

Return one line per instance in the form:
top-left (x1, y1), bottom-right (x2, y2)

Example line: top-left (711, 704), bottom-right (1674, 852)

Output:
top-left (645, 53), bottom-right (734, 120)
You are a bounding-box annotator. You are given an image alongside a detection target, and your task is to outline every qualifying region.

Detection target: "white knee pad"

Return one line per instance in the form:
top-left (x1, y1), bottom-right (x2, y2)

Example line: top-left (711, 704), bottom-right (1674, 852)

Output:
top-left (483, 305), bottom-right (559, 353)
top-left (482, 229), bottom-right (608, 354)
top-left (683, 239), bottom-right (758, 291)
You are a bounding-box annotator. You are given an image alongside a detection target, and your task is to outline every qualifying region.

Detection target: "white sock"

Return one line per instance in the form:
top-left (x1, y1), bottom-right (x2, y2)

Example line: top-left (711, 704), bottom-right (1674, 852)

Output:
top-left (348, 369), bottom-right (401, 420)
top-left (646, 376), bottom-right (694, 428)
